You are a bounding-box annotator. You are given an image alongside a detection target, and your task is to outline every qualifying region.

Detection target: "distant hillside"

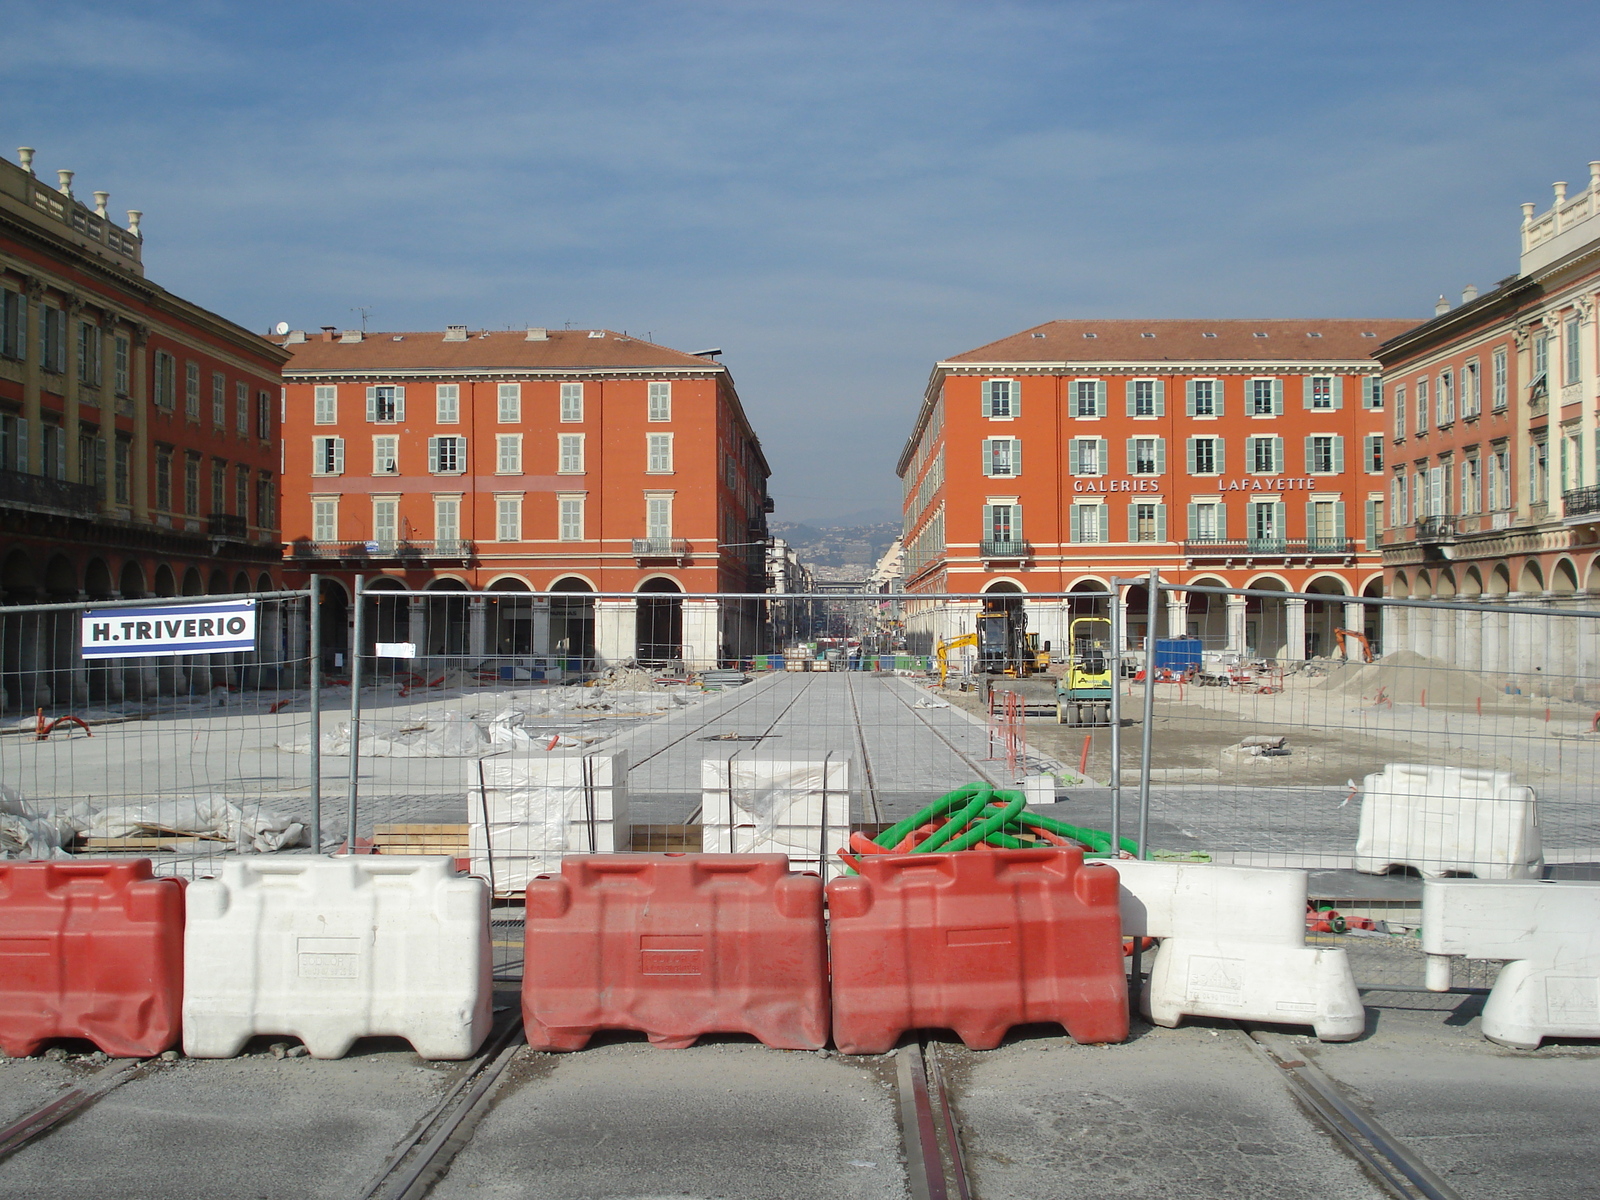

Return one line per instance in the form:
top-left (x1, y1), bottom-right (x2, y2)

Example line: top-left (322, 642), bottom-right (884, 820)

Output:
top-left (770, 520), bottom-right (900, 582)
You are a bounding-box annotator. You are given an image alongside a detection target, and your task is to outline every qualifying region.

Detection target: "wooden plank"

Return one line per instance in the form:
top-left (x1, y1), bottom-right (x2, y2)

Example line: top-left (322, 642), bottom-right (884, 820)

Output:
top-left (373, 823), bottom-right (468, 836)
top-left (78, 836), bottom-right (209, 850)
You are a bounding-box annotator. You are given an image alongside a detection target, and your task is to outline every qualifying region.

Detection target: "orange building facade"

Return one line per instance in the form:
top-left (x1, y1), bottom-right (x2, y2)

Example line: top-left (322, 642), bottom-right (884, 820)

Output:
top-left (897, 320), bottom-right (1417, 659)
top-left (277, 327), bottom-right (771, 668)
top-left (1, 148), bottom-right (287, 708)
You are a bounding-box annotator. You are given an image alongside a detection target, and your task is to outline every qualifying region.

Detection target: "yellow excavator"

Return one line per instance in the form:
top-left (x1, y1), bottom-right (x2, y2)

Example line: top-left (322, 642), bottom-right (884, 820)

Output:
top-left (935, 631), bottom-right (979, 685)
top-left (935, 609), bottom-right (1055, 712)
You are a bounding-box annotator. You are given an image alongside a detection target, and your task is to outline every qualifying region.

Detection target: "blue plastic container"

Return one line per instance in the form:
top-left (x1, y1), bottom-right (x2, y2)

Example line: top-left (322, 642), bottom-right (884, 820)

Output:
top-left (1153, 638), bottom-right (1203, 672)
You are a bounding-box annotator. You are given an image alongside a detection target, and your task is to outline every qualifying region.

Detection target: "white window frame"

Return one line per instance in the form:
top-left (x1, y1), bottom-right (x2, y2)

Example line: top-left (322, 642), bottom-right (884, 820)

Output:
top-left (560, 382), bottom-right (584, 422)
top-left (1247, 435), bottom-right (1283, 475)
top-left (1250, 377), bottom-right (1282, 416)
top-left (495, 494), bottom-right (523, 542)
top-left (1492, 347), bottom-right (1508, 411)
top-left (235, 381), bottom-right (249, 436)
top-left (982, 437), bottom-right (1021, 477)
top-left (1069, 502), bottom-right (1109, 544)
top-left (558, 494), bottom-right (585, 541)
top-left (1566, 314), bottom-right (1582, 385)
top-left (1414, 378), bottom-right (1429, 435)
top-left (436, 383), bottom-right (460, 424)
top-left (1462, 360), bottom-right (1481, 418)
top-left (1437, 370), bottom-right (1454, 426)
top-left (1188, 499), bottom-right (1224, 542)
top-left (185, 360), bottom-right (201, 419)
top-left (435, 494), bottom-right (462, 547)
top-left (496, 433), bottom-right (523, 474)
top-left (1070, 437), bottom-right (1106, 475)
top-left (1364, 433), bottom-right (1384, 474)
top-left (211, 371), bottom-right (227, 428)
top-left (313, 385), bottom-right (338, 425)
top-left (371, 434), bottom-right (398, 475)
top-left (984, 378), bottom-right (1018, 420)
top-left (429, 435), bottom-right (466, 475)
top-left (497, 382), bottom-right (521, 423)
top-left (1362, 375), bottom-right (1383, 409)
top-left (1188, 378), bottom-right (1220, 417)
top-left (1072, 378), bottom-right (1105, 418)
top-left (558, 433), bottom-right (585, 474)
top-left (311, 435), bottom-right (344, 476)
top-left (645, 492), bottom-right (673, 540)
top-left (368, 385), bottom-right (404, 423)
top-left (647, 432), bottom-right (674, 473)
top-left (311, 496), bottom-right (339, 543)
top-left (1306, 375), bottom-right (1337, 410)
top-left (1188, 436), bottom-right (1220, 475)
top-left (647, 380), bottom-right (672, 422)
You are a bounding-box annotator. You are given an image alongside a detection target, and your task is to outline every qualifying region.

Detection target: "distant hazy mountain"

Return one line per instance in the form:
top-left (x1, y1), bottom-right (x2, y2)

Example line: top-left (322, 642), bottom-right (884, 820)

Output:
top-left (771, 520), bottom-right (900, 581)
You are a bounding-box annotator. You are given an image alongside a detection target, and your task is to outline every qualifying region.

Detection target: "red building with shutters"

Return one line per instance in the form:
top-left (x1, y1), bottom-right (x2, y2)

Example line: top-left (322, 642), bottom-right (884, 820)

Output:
top-left (0, 147), bottom-right (287, 708)
top-left (276, 325), bottom-right (772, 669)
top-left (897, 319), bottom-right (1416, 659)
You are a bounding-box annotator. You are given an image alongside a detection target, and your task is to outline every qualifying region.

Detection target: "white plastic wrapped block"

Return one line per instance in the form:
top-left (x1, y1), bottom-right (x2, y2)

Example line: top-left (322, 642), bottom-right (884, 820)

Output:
top-left (469, 751), bottom-right (630, 894)
top-left (1423, 878), bottom-right (1600, 1049)
top-left (1355, 762), bottom-right (1542, 879)
top-left (701, 756), bottom-right (850, 880)
top-left (1111, 860), bottom-right (1365, 1042)
top-left (183, 856), bottom-right (491, 1060)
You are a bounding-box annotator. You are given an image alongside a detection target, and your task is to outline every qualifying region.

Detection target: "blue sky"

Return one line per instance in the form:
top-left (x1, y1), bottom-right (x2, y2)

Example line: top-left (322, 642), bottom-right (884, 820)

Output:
top-left (5, 0), bottom-right (1600, 522)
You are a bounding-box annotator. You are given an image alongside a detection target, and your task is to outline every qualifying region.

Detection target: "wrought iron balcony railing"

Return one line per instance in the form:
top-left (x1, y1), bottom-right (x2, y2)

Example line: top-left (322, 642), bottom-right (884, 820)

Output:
top-left (0, 468), bottom-right (101, 516)
top-left (979, 539), bottom-right (1031, 558)
top-left (289, 539), bottom-right (474, 560)
top-left (1414, 516), bottom-right (1456, 541)
top-left (1183, 538), bottom-right (1354, 557)
top-left (207, 512), bottom-right (249, 539)
top-left (1564, 485), bottom-right (1600, 518)
top-left (632, 538), bottom-right (690, 559)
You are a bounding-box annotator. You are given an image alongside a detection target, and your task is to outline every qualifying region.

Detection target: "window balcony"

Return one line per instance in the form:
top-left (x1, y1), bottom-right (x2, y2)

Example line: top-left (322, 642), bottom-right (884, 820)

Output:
top-left (1564, 485), bottom-right (1600, 519)
top-left (0, 468), bottom-right (101, 516)
top-left (207, 512), bottom-right (249, 539)
top-left (980, 539), bottom-right (1031, 560)
top-left (633, 537), bottom-right (690, 564)
top-left (1414, 516), bottom-right (1456, 542)
top-left (1183, 538), bottom-right (1354, 562)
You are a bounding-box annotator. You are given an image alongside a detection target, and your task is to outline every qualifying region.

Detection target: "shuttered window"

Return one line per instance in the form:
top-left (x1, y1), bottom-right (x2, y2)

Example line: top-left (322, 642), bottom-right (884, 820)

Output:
top-left (366, 385), bottom-right (405, 422)
top-left (428, 435), bottom-right (466, 474)
top-left (1186, 378), bottom-right (1221, 416)
top-left (648, 381), bottom-right (672, 421)
top-left (311, 436), bottom-right (344, 475)
top-left (436, 384), bottom-right (460, 423)
top-left (498, 383), bottom-right (521, 423)
top-left (981, 438), bottom-right (1022, 477)
top-left (313, 385), bottom-right (337, 424)
top-left (1068, 504), bottom-right (1109, 543)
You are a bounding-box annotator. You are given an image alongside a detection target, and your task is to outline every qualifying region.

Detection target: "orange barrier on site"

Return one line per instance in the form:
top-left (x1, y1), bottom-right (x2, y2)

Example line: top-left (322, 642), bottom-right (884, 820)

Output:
top-left (522, 853), bottom-right (829, 1051)
top-left (0, 859), bottom-right (184, 1058)
top-left (825, 847), bottom-right (1128, 1054)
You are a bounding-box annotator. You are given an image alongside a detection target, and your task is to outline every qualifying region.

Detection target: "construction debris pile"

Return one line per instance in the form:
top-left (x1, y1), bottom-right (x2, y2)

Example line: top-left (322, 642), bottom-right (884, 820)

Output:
top-left (1, 784), bottom-right (307, 858)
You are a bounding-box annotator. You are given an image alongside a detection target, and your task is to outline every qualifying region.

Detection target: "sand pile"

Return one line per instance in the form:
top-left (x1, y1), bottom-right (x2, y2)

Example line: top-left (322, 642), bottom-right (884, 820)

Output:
top-left (1314, 649), bottom-right (1507, 706)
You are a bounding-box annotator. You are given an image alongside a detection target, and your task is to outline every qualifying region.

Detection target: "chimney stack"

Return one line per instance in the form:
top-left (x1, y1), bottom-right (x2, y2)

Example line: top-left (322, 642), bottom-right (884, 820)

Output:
top-left (57, 169), bottom-right (73, 197)
top-left (1462, 284), bottom-right (1478, 304)
top-left (525, 327), bottom-right (549, 341)
top-left (1435, 295), bottom-right (1450, 316)
top-left (17, 148), bottom-right (34, 176)
top-left (321, 326), bottom-right (338, 342)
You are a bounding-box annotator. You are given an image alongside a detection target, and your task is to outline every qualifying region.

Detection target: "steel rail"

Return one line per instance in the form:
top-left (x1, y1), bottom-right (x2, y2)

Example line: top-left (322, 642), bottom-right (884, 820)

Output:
top-left (0, 1058), bottom-right (149, 1161)
top-left (355, 1015), bottom-right (526, 1200)
top-left (844, 672), bottom-right (884, 824)
top-left (879, 676), bottom-right (1002, 788)
top-left (1239, 1025), bottom-right (1463, 1200)
top-left (896, 1040), bottom-right (973, 1200)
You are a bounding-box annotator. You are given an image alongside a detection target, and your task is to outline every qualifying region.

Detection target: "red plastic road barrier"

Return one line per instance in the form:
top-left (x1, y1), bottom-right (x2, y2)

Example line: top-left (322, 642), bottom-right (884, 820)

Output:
top-left (523, 853), bottom-right (828, 1051)
top-left (0, 859), bottom-right (184, 1057)
top-left (826, 847), bottom-right (1127, 1054)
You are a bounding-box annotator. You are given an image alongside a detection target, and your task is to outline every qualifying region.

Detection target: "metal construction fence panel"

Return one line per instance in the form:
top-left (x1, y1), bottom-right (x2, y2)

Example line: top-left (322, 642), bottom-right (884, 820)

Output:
top-left (5, 580), bottom-right (1596, 997)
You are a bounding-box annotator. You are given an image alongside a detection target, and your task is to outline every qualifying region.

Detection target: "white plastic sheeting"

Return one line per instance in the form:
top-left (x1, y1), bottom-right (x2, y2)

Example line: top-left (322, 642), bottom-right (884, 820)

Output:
top-left (0, 784), bottom-right (76, 859)
top-left (86, 796), bottom-right (307, 853)
top-left (1423, 877), bottom-right (1600, 1049)
top-left (183, 856), bottom-right (492, 1059)
top-left (469, 752), bottom-right (630, 894)
top-left (701, 756), bottom-right (851, 881)
top-left (1355, 762), bottom-right (1542, 879)
top-left (1110, 859), bottom-right (1366, 1042)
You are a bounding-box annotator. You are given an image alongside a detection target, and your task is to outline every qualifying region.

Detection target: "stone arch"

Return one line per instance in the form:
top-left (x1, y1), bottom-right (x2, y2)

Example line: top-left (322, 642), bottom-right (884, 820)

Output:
top-left (2, 549), bottom-right (39, 600)
top-left (208, 569), bottom-right (230, 595)
top-left (119, 560), bottom-right (147, 599)
top-left (152, 564), bottom-right (178, 597)
top-left (1435, 569), bottom-right (1457, 599)
top-left (84, 559), bottom-right (114, 600)
top-left (1390, 571), bottom-right (1410, 600)
top-left (1517, 560), bottom-right (1544, 594)
top-left (1551, 557), bottom-right (1579, 595)
top-left (1242, 575), bottom-right (1287, 658)
top-left (1301, 574), bottom-right (1349, 658)
top-left (181, 567), bottom-right (205, 596)
top-left (255, 572), bottom-right (273, 593)
top-left (43, 554), bottom-right (77, 598)
top-left (363, 576), bottom-right (408, 656)
top-left (982, 578), bottom-right (1027, 593)
top-left (485, 576), bottom-right (533, 656)
top-left (484, 574), bottom-right (532, 592)
top-left (1413, 572), bottom-right (1433, 601)
top-left (1488, 564), bottom-right (1511, 596)
top-left (636, 576), bottom-right (683, 665)
top-left (1461, 567), bottom-right (1483, 598)
top-left (1181, 575), bottom-right (1229, 645)
top-left (1587, 555), bottom-right (1600, 594)
top-left (548, 577), bottom-right (595, 664)
top-left (233, 571), bottom-right (251, 594)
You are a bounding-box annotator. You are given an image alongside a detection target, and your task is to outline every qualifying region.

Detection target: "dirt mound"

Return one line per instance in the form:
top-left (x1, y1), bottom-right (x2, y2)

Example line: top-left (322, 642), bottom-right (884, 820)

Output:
top-left (1315, 649), bottom-right (1506, 707)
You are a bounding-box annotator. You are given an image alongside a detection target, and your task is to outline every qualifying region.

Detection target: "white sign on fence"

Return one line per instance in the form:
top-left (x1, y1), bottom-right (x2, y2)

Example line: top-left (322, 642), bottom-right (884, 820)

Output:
top-left (81, 600), bottom-right (257, 659)
top-left (375, 642), bottom-right (417, 659)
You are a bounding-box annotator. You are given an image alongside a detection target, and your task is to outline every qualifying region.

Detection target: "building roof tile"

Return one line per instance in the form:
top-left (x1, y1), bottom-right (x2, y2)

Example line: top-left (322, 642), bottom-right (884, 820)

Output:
top-left (277, 329), bottom-right (721, 373)
top-left (944, 318), bottom-right (1421, 365)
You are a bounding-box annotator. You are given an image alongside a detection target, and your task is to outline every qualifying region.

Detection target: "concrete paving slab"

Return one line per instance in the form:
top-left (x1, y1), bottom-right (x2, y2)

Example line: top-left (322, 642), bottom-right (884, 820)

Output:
top-left (1304, 1002), bottom-right (1600, 1199)
top-left (430, 1040), bottom-right (906, 1200)
top-left (0, 1046), bottom-right (455, 1200)
top-left (947, 1025), bottom-right (1390, 1199)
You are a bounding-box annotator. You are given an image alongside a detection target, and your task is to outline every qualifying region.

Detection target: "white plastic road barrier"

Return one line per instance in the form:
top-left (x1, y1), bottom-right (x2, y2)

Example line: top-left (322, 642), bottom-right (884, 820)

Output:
top-left (1354, 762), bottom-right (1542, 879)
top-left (701, 756), bottom-right (850, 880)
top-left (469, 751), bottom-right (630, 893)
top-left (1423, 877), bottom-right (1600, 1049)
top-left (1111, 860), bottom-right (1365, 1042)
top-left (184, 856), bottom-right (491, 1059)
